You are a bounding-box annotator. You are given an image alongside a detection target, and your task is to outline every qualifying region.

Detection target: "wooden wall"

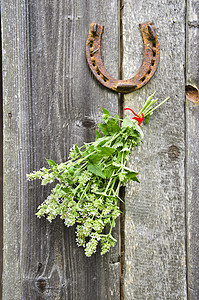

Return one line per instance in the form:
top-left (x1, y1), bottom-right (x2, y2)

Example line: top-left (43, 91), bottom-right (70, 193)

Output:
top-left (0, 6), bottom-right (3, 298)
top-left (2, 1), bottom-right (120, 299)
top-left (1, 0), bottom-right (198, 299)
top-left (186, 0), bottom-right (199, 298)
top-left (122, 0), bottom-right (187, 298)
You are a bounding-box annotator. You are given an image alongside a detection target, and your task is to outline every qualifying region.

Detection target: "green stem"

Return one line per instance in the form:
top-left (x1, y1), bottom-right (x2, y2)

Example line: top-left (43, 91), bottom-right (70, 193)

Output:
top-left (105, 175), bottom-right (116, 194)
top-left (105, 128), bottom-right (126, 146)
top-left (73, 162), bottom-right (87, 175)
top-left (79, 181), bottom-right (91, 201)
top-left (72, 150), bottom-right (96, 167)
top-left (140, 99), bottom-right (157, 116)
top-left (149, 97), bottom-right (170, 114)
top-left (142, 107), bottom-right (154, 117)
top-left (138, 92), bottom-right (156, 114)
top-left (115, 180), bottom-right (121, 196)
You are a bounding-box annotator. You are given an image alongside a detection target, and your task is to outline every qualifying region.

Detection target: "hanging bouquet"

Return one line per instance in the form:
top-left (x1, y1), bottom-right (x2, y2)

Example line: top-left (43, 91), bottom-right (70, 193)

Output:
top-left (27, 93), bottom-right (169, 257)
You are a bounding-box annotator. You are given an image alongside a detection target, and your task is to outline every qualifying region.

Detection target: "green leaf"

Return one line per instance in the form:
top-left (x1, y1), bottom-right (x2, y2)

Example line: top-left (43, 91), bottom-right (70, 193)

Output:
top-left (133, 122), bottom-right (144, 139)
top-left (122, 116), bottom-right (134, 128)
top-left (122, 116), bottom-right (144, 139)
top-left (112, 140), bottom-right (124, 149)
top-left (97, 146), bottom-right (115, 156)
top-left (126, 173), bottom-right (140, 182)
top-left (88, 153), bottom-right (103, 164)
top-left (96, 130), bottom-right (102, 139)
top-left (75, 144), bottom-right (81, 155)
top-left (144, 115), bottom-right (150, 124)
top-left (87, 163), bottom-right (105, 178)
top-left (94, 136), bottom-right (110, 147)
top-left (106, 118), bottom-right (121, 134)
top-left (102, 108), bottom-right (111, 116)
top-left (97, 123), bottom-right (109, 136)
top-left (114, 152), bottom-right (123, 164)
top-left (124, 167), bottom-right (139, 182)
top-left (46, 159), bottom-right (57, 167)
top-left (102, 108), bottom-right (111, 123)
top-left (68, 166), bottom-right (75, 175)
top-left (115, 114), bottom-right (119, 122)
top-left (61, 186), bottom-right (72, 193)
top-left (103, 165), bottom-right (115, 178)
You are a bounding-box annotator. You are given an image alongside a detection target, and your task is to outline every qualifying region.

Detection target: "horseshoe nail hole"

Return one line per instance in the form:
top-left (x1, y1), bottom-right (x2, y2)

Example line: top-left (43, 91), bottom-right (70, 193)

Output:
top-left (103, 77), bottom-right (108, 82)
top-left (147, 69), bottom-right (151, 75)
top-left (90, 53), bottom-right (93, 57)
top-left (141, 76), bottom-right (146, 82)
top-left (151, 59), bottom-right (155, 66)
top-left (152, 50), bottom-right (156, 57)
top-left (90, 42), bottom-right (93, 48)
top-left (152, 41), bottom-right (156, 47)
top-left (95, 68), bottom-right (101, 75)
top-left (92, 62), bottom-right (96, 67)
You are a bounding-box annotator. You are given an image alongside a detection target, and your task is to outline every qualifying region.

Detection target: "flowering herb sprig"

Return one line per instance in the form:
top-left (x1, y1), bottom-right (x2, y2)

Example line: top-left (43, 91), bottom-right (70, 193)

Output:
top-left (27, 93), bottom-right (169, 257)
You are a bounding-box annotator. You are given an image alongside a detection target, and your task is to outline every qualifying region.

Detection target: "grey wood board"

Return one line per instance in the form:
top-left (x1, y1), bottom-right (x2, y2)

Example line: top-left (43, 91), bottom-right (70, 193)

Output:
top-left (2, 0), bottom-right (120, 299)
top-left (0, 9), bottom-right (3, 298)
top-left (122, 0), bottom-right (187, 299)
top-left (186, 0), bottom-right (199, 298)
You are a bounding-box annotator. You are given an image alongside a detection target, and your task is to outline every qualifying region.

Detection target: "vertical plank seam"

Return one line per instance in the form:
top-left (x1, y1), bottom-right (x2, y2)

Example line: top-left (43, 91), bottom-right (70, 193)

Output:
top-left (0, 3), bottom-right (3, 298)
top-left (185, 0), bottom-right (190, 299)
top-left (119, 0), bottom-right (124, 299)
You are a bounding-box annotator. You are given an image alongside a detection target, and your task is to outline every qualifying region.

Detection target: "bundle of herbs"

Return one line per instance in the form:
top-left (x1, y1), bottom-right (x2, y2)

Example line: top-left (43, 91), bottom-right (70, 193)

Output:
top-left (27, 93), bottom-right (169, 257)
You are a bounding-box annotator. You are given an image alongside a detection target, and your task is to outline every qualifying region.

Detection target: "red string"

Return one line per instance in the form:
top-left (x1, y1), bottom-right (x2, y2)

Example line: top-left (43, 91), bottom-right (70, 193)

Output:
top-left (123, 108), bottom-right (144, 126)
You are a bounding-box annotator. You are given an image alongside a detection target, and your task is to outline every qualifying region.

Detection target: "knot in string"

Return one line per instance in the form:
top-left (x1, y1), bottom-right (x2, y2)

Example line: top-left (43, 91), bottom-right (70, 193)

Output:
top-left (123, 108), bottom-right (144, 126)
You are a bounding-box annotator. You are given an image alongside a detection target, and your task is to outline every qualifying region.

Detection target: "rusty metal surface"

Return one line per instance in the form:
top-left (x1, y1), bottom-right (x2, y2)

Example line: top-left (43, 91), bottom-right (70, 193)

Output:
top-left (186, 85), bottom-right (199, 105)
top-left (86, 22), bottom-right (160, 94)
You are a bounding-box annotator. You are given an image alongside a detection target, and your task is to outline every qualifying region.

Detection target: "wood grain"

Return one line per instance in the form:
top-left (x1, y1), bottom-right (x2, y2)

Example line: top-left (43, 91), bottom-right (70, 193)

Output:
top-left (122, 0), bottom-right (187, 298)
top-left (2, 0), bottom-right (120, 299)
top-left (186, 0), bottom-right (199, 298)
top-left (0, 8), bottom-right (3, 298)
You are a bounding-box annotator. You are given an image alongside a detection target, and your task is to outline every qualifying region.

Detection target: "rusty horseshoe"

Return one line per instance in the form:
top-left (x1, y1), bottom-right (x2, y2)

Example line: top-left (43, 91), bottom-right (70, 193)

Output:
top-left (86, 22), bottom-right (160, 94)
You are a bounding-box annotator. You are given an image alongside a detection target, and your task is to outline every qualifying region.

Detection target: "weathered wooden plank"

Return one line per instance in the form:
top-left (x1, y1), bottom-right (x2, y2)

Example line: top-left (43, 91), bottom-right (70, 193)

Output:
top-left (186, 0), bottom-right (199, 298)
top-left (122, 1), bottom-right (187, 298)
top-left (2, 0), bottom-right (120, 299)
top-left (0, 10), bottom-right (3, 299)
